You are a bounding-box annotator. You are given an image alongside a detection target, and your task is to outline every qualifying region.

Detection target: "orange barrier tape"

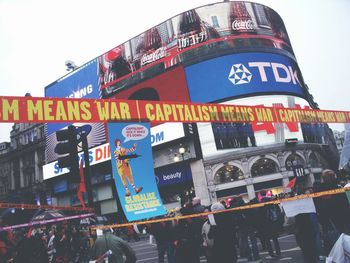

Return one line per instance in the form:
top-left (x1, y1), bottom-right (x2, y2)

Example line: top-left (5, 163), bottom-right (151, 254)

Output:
top-left (1, 96), bottom-right (350, 124)
top-left (0, 202), bottom-right (94, 212)
top-left (93, 187), bottom-right (350, 230)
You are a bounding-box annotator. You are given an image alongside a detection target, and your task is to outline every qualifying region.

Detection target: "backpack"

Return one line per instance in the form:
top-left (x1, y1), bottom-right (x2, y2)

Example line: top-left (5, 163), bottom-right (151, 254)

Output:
top-left (266, 205), bottom-right (282, 223)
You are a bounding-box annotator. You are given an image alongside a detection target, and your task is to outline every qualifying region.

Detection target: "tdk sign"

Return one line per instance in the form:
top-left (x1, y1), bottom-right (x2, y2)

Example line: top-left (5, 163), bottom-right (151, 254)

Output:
top-left (228, 62), bottom-right (301, 86)
top-left (185, 52), bottom-right (305, 103)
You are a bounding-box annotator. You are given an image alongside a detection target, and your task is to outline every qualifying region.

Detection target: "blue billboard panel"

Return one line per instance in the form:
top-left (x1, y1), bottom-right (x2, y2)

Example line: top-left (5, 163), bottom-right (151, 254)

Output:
top-left (155, 162), bottom-right (192, 187)
top-left (45, 59), bottom-right (100, 135)
top-left (44, 60), bottom-right (106, 164)
top-left (185, 52), bottom-right (305, 103)
top-left (107, 122), bottom-right (167, 221)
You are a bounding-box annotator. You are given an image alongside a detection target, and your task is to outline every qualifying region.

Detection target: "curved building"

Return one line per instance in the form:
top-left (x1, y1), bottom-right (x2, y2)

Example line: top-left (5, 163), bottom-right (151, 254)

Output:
top-left (43, 1), bottom-right (339, 212)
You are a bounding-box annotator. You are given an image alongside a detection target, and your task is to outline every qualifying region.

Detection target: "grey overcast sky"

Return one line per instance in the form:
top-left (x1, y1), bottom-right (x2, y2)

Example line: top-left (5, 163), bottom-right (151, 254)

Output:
top-left (0, 0), bottom-right (349, 142)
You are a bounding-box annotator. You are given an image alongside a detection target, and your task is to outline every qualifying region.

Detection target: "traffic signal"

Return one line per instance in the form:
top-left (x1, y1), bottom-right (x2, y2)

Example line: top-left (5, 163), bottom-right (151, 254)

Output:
top-left (54, 125), bottom-right (80, 183)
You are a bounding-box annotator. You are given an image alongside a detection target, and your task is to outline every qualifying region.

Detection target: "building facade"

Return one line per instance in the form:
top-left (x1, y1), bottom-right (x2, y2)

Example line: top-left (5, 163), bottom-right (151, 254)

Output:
top-left (42, 1), bottom-right (339, 216)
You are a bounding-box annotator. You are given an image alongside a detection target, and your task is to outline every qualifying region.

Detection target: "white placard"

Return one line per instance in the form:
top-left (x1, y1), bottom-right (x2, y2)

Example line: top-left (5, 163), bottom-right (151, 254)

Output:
top-left (281, 198), bottom-right (316, 217)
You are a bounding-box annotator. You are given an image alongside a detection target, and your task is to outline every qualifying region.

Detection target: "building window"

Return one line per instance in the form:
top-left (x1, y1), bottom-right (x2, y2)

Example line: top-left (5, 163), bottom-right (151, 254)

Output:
top-left (285, 154), bottom-right (305, 171)
top-left (309, 152), bottom-right (323, 168)
top-left (251, 158), bottom-right (279, 177)
top-left (214, 165), bottom-right (244, 184)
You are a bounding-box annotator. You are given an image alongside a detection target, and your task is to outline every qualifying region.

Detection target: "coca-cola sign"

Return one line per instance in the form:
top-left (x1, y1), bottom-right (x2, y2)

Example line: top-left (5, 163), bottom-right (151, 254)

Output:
top-left (141, 47), bottom-right (166, 66)
top-left (232, 19), bottom-right (255, 31)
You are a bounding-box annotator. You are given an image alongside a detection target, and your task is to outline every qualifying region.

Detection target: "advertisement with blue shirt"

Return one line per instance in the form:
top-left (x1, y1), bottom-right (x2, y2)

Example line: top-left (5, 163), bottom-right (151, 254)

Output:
top-left (185, 52), bottom-right (305, 103)
top-left (107, 121), bottom-right (167, 221)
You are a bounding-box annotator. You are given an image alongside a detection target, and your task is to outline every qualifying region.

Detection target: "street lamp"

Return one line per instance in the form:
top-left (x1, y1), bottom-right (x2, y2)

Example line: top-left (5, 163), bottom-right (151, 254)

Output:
top-left (174, 146), bottom-right (189, 162)
top-left (65, 60), bottom-right (78, 71)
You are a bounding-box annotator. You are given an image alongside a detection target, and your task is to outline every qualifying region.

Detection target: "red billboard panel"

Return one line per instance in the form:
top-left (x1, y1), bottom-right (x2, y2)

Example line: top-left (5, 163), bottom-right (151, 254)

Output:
top-left (110, 66), bottom-right (190, 102)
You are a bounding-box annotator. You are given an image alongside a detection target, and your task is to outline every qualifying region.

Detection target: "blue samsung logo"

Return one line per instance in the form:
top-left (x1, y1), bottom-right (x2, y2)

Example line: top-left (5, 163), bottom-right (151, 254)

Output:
top-left (66, 84), bottom-right (94, 98)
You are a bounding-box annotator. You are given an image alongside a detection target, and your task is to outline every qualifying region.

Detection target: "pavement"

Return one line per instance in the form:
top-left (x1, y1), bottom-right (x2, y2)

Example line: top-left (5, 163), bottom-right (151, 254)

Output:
top-left (129, 234), bottom-right (308, 263)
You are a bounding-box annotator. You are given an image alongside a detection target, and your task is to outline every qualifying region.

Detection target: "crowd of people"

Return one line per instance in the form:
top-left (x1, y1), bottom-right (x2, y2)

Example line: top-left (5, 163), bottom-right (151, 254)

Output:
top-left (148, 169), bottom-right (350, 263)
top-left (0, 169), bottom-right (349, 263)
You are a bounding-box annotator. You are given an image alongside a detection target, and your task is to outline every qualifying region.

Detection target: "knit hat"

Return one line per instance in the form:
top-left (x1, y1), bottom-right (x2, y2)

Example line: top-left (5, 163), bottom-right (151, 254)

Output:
top-left (211, 202), bottom-right (225, 212)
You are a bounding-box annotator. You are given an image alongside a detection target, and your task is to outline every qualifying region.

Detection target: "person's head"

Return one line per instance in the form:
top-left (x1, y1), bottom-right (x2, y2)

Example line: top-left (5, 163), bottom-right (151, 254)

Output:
top-left (13, 229), bottom-right (25, 245)
top-left (192, 197), bottom-right (201, 206)
top-left (220, 200), bottom-right (227, 209)
top-left (115, 139), bottom-right (121, 147)
top-left (321, 169), bottom-right (337, 184)
top-left (211, 202), bottom-right (225, 212)
top-left (103, 228), bottom-right (113, 235)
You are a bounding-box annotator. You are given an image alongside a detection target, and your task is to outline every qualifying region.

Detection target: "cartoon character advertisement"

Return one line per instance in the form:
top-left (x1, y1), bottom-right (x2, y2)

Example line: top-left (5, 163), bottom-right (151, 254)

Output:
top-left (107, 121), bottom-right (167, 221)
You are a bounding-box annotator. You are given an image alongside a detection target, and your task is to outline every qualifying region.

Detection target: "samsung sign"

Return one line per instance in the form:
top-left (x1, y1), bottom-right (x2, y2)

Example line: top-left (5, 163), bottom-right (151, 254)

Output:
top-left (45, 59), bottom-right (100, 135)
top-left (185, 52), bottom-right (305, 103)
top-left (43, 123), bottom-right (186, 180)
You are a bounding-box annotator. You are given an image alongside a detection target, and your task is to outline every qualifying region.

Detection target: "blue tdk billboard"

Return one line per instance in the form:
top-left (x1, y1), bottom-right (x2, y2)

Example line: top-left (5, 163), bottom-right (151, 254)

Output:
top-left (185, 52), bottom-right (305, 103)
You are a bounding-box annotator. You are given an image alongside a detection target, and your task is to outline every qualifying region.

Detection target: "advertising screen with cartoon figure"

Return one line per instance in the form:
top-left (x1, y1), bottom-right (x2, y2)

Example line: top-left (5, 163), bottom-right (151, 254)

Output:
top-left (107, 121), bottom-right (167, 221)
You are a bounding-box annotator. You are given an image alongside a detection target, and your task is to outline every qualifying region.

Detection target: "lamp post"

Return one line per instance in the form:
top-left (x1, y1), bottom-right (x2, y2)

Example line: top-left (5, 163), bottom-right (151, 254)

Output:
top-left (174, 146), bottom-right (188, 162)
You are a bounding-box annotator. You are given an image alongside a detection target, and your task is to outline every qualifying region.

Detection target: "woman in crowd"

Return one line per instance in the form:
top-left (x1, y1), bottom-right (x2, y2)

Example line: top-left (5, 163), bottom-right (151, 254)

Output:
top-left (208, 202), bottom-right (237, 263)
top-left (314, 169), bottom-right (350, 253)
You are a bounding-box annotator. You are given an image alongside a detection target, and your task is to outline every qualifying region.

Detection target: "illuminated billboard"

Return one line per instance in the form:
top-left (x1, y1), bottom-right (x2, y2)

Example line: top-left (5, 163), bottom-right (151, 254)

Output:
top-left (185, 52), bottom-right (305, 102)
top-left (44, 59), bottom-right (106, 163)
top-left (43, 1), bottom-right (299, 164)
top-left (197, 95), bottom-right (329, 159)
top-left (99, 1), bottom-right (294, 98)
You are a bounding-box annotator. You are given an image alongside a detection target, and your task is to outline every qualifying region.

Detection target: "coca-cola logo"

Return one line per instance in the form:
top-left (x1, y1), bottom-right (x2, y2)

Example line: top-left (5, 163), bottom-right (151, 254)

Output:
top-left (140, 47), bottom-right (166, 66)
top-left (232, 19), bottom-right (255, 31)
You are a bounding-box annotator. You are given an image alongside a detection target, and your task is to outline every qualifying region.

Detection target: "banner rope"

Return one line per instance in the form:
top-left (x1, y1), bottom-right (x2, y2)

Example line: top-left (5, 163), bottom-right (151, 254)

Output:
top-left (93, 187), bottom-right (350, 230)
top-left (0, 202), bottom-right (94, 212)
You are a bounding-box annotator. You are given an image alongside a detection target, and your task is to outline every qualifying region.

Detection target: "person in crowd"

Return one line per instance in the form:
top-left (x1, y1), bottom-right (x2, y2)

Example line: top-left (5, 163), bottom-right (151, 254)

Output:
top-left (292, 188), bottom-right (321, 263)
top-left (230, 196), bottom-right (261, 261)
top-left (77, 229), bottom-right (91, 263)
top-left (174, 203), bottom-right (201, 263)
top-left (313, 169), bottom-right (350, 253)
top-left (305, 188), bottom-right (325, 260)
top-left (70, 226), bottom-right (81, 262)
top-left (0, 231), bottom-right (11, 263)
top-left (201, 208), bottom-right (214, 263)
top-left (91, 228), bottom-right (136, 263)
top-left (150, 219), bottom-right (175, 263)
top-left (52, 225), bottom-right (71, 263)
top-left (126, 225), bottom-right (140, 242)
top-left (259, 192), bottom-right (283, 259)
top-left (192, 197), bottom-right (206, 213)
top-left (191, 196), bottom-right (207, 260)
top-left (249, 197), bottom-right (267, 252)
top-left (11, 229), bottom-right (49, 263)
top-left (208, 202), bottom-right (237, 263)
top-left (47, 228), bottom-right (56, 262)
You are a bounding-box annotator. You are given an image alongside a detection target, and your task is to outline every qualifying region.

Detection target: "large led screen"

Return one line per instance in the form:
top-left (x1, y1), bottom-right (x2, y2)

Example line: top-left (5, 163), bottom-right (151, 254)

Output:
top-left (45, 59), bottom-right (105, 163)
top-left (185, 52), bottom-right (305, 102)
top-left (98, 1), bottom-right (293, 98)
top-left (197, 95), bottom-right (329, 160)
